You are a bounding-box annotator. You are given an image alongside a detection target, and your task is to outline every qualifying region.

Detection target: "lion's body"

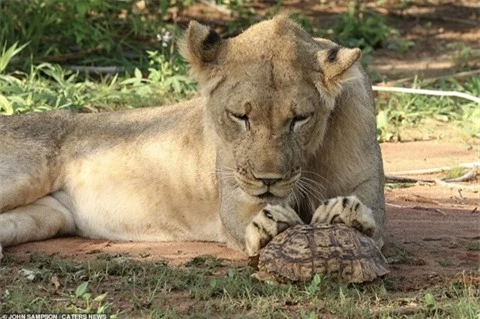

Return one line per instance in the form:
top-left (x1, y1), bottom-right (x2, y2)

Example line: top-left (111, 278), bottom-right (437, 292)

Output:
top-left (0, 16), bottom-right (387, 257)
top-left (0, 101), bottom-right (227, 243)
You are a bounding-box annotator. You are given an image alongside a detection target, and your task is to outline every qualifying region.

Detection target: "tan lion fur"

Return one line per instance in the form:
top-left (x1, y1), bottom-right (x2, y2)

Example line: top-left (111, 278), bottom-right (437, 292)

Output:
top-left (0, 15), bottom-right (387, 258)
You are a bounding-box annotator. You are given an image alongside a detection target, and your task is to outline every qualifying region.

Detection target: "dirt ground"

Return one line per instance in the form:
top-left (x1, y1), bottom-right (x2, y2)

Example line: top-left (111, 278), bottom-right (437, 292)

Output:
top-left (3, 0), bottom-right (480, 294)
top-left (4, 140), bottom-right (479, 291)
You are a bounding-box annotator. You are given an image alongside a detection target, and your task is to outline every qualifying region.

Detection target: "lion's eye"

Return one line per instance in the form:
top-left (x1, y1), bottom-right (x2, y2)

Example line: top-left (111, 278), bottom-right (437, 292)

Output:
top-left (290, 114), bottom-right (312, 132)
top-left (228, 111), bottom-right (250, 131)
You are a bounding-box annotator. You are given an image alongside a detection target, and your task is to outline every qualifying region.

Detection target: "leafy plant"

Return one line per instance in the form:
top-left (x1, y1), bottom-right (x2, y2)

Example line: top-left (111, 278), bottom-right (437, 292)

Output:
top-left (0, 43), bottom-right (196, 115)
top-left (0, 0), bottom-right (179, 70)
top-left (376, 76), bottom-right (480, 142)
top-left (447, 42), bottom-right (480, 67)
top-left (68, 281), bottom-right (112, 314)
top-left (444, 166), bottom-right (468, 180)
top-left (330, 3), bottom-right (394, 52)
top-left (424, 292), bottom-right (437, 310)
top-left (305, 274), bottom-right (322, 296)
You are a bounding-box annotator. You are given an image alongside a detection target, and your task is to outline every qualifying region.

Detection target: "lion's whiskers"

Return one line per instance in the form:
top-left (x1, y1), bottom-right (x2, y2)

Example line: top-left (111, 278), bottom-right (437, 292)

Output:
top-left (293, 181), bottom-right (315, 213)
top-left (214, 166), bottom-right (236, 183)
top-left (301, 170), bottom-right (329, 185)
top-left (293, 175), bottom-right (328, 214)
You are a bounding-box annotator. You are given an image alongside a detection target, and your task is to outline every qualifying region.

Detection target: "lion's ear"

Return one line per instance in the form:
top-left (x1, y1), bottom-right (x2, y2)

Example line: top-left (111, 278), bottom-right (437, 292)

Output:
top-left (313, 46), bottom-right (362, 99)
top-left (179, 21), bottom-right (223, 86)
top-left (317, 46), bottom-right (361, 80)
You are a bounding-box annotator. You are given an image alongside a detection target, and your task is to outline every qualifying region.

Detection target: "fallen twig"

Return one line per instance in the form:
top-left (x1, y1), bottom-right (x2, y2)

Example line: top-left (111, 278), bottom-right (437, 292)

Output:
top-left (375, 6), bottom-right (480, 26)
top-left (199, 0), bottom-right (235, 16)
top-left (386, 168), bottom-right (478, 190)
top-left (401, 195), bottom-right (441, 205)
top-left (372, 86), bottom-right (480, 103)
top-left (388, 162), bottom-right (480, 176)
top-left (386, 203), bottom-right (447, 216)
top-left (385, 175), bottom-right (433, 183)
top-left (444, 168), bottom-right (478, 183)
top-left (431, 16), bottom-right (478, 26)
top-left (65, 66), bottom-right (126, 74)
top-left (378, 69), bottom-right (480, 86)
top-left (434, 179), bottom-right (480, 191)
top-left (41, 44), bottom-right (105, 63)
top-left (371, 306), bottom-right (421, 317)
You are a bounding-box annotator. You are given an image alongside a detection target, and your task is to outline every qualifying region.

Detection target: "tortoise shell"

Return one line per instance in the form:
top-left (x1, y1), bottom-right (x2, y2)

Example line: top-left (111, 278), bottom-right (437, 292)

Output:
top-left (255, 223), bottom-right (389, 283)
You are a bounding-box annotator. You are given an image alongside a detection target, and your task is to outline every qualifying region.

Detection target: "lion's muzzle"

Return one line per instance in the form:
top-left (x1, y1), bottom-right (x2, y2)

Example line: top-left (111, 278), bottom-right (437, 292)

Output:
top-left (234, 170), bottom-right (300, 203)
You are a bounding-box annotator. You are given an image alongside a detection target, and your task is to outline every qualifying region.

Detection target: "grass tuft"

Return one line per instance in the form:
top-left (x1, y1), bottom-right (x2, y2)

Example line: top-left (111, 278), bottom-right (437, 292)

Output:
top-left (376, 76), bottom-right (480, 142)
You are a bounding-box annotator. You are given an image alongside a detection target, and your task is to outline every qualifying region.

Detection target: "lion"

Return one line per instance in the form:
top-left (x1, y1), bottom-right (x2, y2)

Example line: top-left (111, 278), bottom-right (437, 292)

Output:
top-left (0, 15), bottom-right (387, 259)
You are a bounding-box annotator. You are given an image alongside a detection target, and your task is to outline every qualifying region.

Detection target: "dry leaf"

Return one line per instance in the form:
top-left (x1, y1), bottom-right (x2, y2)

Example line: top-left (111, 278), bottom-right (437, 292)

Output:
top-left (51, 275), bottom-right (61, 291)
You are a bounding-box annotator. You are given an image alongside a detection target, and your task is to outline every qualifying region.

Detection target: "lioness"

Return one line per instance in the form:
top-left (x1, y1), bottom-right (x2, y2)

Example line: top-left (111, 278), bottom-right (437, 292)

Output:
top-left (0, 15), bottom-right (387, 259)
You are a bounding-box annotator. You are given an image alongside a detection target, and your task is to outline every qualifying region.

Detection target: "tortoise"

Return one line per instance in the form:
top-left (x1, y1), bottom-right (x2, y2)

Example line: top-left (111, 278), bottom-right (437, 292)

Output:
top-left (249, 223), bottom-right (389, 284)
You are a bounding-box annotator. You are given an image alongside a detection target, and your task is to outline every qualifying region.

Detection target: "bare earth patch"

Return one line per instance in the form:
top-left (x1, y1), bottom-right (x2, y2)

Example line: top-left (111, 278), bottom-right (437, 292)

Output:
top-left (4, 140), bottom-right (479, 292)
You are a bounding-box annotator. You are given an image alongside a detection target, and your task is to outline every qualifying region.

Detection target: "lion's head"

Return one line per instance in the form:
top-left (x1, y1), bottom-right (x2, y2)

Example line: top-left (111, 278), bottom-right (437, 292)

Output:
top-left (180, 15), bottom-right (363, 204)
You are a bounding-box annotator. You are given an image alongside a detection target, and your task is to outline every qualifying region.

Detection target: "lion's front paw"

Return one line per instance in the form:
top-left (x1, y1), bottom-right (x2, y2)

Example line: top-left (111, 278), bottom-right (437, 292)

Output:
top-left (311, 196), bottom-right (376, 237)
top-left (245, 204), bottom-right (304, 256)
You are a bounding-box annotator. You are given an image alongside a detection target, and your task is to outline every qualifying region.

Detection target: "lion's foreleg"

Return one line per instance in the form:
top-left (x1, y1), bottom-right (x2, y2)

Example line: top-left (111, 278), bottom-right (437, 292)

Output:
top-left (244, 204), bottom-right (304, 256)
top-left (348, 171), bottom-right (387, 249)
top-left (311, 196), bottom-right (376, 237)
top-left (218, 177), bottom-right (304, 256)
top-left (0, 195), bottom-right (75, 259)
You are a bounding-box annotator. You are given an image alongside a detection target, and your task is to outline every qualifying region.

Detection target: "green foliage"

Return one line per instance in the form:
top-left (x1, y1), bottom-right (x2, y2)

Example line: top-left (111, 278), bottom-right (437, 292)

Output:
top-left (0, 43), bottom-right (29, 74)
top-left (300, 309), bottom-right (317, 319)
top-left (444, 166), bottom-right (467, 180)
top-left (223, 1), bottom-right (259, 35)
top-left (0, 0), bottom-right (179, 69)
top-left (0, 43), bottom-right (196, 114)
top-left (376, 76), bottom-right (480, 142)
top-left (424, 292), bottom-right (437, 311)
top-left (305, 274), bottom-right (322, 296)
top-left (67, 282), bottom-right (112, 314)
top-left (446, 42), bottom-right (480, 67)
top-left (330, 5), bottom-right (394, 53)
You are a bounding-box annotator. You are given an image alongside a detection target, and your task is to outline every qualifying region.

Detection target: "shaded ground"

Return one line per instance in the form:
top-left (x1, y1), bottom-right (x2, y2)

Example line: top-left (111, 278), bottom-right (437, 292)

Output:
top-left (5, 140), bottom-right (479, 291)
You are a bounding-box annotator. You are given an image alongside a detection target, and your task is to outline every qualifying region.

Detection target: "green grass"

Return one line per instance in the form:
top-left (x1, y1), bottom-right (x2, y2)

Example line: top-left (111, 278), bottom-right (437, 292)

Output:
top-left (0, 1), bottom-right (198, 114)
top-left (444, 166), bottom-right (468, 180)
top-left (0, 0), bottom-right (180, 70)
top-left (0, 43), bottom-right (196, 114)
top-left (1, 253), bottom-right (478, 318)
top-left (376, 76), bottom-right (480, 142)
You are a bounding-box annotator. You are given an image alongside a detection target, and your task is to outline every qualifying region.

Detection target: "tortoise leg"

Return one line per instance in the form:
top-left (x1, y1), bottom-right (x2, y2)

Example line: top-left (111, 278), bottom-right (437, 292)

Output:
top-left (245, 204), bottom-right (304, 256)
top-left (311, 196), bottom-right (376, 237)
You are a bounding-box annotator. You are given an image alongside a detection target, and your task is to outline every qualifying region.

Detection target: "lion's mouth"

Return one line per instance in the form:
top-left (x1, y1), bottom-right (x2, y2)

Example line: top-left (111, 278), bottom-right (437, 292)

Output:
top-left (233, 172), bottom-right (297, 204)
top-left (254, 190), bottom-right (289, 205)
top-left (257, 191), bottom-right (276, 200)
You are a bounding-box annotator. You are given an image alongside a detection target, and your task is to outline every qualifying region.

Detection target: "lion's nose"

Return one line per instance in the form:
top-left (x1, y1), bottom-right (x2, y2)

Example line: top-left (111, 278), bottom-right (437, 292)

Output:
top-left (252, 172), bottom-right (285, 186)
top-left (260, 178), bottom-right (282, 186)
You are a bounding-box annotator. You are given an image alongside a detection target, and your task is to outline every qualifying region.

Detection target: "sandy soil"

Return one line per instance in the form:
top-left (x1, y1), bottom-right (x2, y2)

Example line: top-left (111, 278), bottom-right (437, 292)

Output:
top-left (4, 140), bottom-right (479, 290)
